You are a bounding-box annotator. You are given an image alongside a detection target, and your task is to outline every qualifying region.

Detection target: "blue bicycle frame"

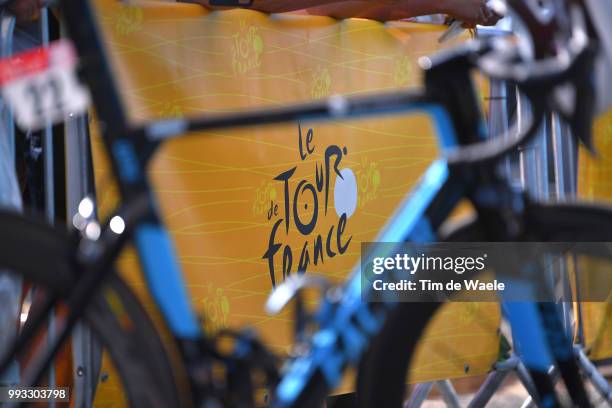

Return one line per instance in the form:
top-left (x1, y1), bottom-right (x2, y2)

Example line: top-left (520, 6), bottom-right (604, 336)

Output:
top-left (59, 0), bottom-right (572, 406)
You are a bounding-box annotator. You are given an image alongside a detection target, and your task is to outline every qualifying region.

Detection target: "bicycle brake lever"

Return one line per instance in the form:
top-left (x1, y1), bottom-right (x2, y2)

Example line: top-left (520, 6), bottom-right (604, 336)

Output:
top-left (266, 274), bottom-right (332, 344)
top-left (265, 274), bottom-right (330, 315)
top-left (438, 20), bottom-right (465, 44)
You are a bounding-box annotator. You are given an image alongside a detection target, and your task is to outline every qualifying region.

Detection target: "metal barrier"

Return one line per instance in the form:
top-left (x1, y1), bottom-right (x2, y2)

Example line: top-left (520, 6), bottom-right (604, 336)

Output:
top-left (0, 6), bottom-right (96, 407)
top-left (0, 11), bottom-right (15, 165)
top-left (0, 9), bottom-right (20, 389)
top-left (66, 109), bottom-right (100, 408)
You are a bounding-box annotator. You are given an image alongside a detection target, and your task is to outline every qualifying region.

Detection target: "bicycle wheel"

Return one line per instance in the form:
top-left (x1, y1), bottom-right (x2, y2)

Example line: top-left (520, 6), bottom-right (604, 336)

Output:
top-left (0, 210), bottom-right (183, 407)
top-left (356, 202), bottom-right (612, 407)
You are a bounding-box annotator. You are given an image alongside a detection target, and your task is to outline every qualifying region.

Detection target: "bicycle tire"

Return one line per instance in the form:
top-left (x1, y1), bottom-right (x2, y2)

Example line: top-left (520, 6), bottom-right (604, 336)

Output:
top-left (0, 210), bottom-right (183, 407)
top-left (356, 202), bottom-right (612, 408)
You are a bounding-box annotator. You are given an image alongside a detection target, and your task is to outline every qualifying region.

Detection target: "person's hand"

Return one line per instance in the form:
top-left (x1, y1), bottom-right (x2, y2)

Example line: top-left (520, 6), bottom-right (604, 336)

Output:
top-left (7, 0), bottom-right (45, 23)
top-left (440, 0), bottom-right (501, 27)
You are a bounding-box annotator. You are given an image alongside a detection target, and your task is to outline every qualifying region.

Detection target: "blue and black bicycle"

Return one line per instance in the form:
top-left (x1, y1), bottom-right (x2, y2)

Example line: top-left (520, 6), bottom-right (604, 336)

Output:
top-left (0, 0), bottom-right (611, 407)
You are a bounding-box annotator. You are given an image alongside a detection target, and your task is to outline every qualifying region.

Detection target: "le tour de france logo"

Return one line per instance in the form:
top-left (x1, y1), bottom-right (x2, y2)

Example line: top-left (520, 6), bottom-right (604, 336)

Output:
top-left (262, 125), bottom-right (357, 288)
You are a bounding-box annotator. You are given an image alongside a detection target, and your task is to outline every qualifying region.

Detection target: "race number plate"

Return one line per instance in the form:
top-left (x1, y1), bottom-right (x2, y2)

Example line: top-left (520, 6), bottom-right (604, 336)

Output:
top-left (0, 40), bottom-right (90, 130)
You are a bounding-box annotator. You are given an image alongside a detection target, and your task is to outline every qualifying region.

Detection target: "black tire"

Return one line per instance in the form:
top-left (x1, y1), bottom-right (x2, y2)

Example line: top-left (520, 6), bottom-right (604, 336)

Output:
top-left (356, 202), bottom-right (612, 408)
top-left (0, 210), bottom-right (183, 407)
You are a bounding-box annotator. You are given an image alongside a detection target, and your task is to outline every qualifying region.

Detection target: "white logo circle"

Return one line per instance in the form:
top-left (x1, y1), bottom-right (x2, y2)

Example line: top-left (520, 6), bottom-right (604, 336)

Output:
top-left (334, 168), bottom-right (358, 218)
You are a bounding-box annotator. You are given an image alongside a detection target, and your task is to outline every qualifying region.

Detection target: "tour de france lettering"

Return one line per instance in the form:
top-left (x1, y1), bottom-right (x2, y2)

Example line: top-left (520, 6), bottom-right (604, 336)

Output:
top-left (263, 125), bottom-right (355, 288)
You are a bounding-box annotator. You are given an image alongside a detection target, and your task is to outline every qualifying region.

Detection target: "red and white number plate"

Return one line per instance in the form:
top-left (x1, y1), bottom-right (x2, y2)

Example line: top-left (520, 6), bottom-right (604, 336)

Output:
top-left (0, 40), bottom-right (90, 130)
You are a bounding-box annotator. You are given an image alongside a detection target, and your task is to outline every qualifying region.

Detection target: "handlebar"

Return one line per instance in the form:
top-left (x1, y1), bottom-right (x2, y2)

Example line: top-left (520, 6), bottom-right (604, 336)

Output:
top-left (504, 0), bottom-right (561, 58)
top-left (446, 99), bottom-right (546, 167)
top-left (435, 0), bottom-right (598, 167)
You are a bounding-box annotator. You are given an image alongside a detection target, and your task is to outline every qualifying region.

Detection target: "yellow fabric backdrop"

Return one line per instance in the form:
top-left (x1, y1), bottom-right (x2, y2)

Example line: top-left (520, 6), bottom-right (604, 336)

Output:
top-left (89, 0), bottom-right (501, 404)
top-left (578, 110), bottom-right (612, 361)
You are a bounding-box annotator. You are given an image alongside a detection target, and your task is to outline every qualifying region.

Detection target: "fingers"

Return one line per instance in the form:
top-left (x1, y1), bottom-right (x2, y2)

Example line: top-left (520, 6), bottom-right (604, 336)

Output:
top-left (461, 1), bottom-right (489, 28)
top-left (467, 1), bottom-right (502, 27)
top-left (482, 11), bottom-right (502, 26)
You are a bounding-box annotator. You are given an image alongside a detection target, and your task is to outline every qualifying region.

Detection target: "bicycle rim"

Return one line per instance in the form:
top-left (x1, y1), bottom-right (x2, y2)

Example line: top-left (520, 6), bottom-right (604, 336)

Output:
top-left (356, 202), bottom-right (612, 407)
top-left (0, 210), bottom-right (183, 407)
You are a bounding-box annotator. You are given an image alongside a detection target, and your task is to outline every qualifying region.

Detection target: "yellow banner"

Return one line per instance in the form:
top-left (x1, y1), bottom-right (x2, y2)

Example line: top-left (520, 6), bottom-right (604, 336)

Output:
top-left (578, 110), bottom-right (612, 361)
top-left (90, 0), bottom-right (501, 402)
